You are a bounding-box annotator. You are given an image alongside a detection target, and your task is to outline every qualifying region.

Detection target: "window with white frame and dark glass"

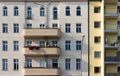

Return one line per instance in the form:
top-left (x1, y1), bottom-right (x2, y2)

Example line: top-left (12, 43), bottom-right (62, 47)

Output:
top-left (118, 36), bottom-right (120, 42)
top-left (27, 7), bottom-right (32, 19)
top-left (94, 7), bottom-right (100, 13)
top-left (3, 24), bottom-right (8, 33)
top-left (52, 40), bottom-right (58, 47)
top-left (14, 24), bottom-right (19, 33)
top-left (65, 59), bottom-right (71, 70)
top-left (39, 41), bottom-right (45, 47)
top-left (40, 7), bottom-right (44, 16)
top-left (118, 21), bottom-right (120, 29)
top-left (52, 24), bottom-right (58, 29)
top-left (53, 7), bottom-right (58, 19)
top-left (2, 59), bottom-right (8, 71)
top-left (26, 41), bottom-right (32, 46)
top-left (52, 59), bottom-right (58, 68)
top-left (76, 41), bottom-right (81, 51)
top-left (40, 24), bottom-right (45, 29)
top-left (94, 21), bottom-right (100, 28)
top-left (14, 7), bottom-right (19, 16)
top-left (66, 6), bottom-right (70, 16)
top-left (118, 6), bottom-right (120, 13)
top-left (26, 59), bottom-right (32, 68)
top-left (94, 67), bottom-right (101, 73)
top-left (94, 51), bottom-right (101, 58)
top-left (65, 23), bottom-right (71, 33)
top-left (118, 66), bottom-right (120, 73)
top-left (26, 24), bottom-right (32, 29)
top-left (76, 7), bottom-right (81, 16)
top-left (94, 37), bottom-right (101, 43)
top-left (65, 40), bottom-right (71, 50)
top-left (2, 41), bottom-right (8, 51)
top-left (76, 23), bottom-right (81, 33)
top-left (13, 59), bottom-right (19, 70)
top-left (13, 41), bottom-right (19, 51)
top-left (3, 7), bottom-right (8, 16)
top-left (76, 59), bottom-right (81, 70)
top-left (40, 59), bottom-right (46, 68)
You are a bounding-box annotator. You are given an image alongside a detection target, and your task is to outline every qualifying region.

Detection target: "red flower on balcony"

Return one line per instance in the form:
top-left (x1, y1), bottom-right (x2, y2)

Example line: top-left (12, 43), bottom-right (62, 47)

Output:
top-left (35, 46), bottom-right (40, 50)
top-left (29, 46), bottom-right (35, 50)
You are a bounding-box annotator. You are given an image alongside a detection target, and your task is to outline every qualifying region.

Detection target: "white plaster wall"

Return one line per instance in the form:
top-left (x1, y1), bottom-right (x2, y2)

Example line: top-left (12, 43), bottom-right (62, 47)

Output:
top-left (0, 2), bottom-right (88, 76)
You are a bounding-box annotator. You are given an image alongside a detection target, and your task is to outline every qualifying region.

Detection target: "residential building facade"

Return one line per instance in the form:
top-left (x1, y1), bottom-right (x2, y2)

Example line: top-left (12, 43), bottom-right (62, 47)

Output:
top-left (0, 0), bottom-right (88, 76)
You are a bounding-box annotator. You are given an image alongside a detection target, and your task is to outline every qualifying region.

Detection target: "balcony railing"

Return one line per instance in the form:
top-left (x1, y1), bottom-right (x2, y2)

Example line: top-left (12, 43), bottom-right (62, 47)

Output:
top-left (104, 0), bottom-right (118, 4)
top-left (24, 67), bottom-right (60, 76)
top-left (105, 57), bottom-right (119, 64)
top-left (104, 29), bottom-right (118, 34)
top-left (24, 28), bottom-right (61, 39)
top-left (105, 43), bottom-right (119, 49)
top-left (24, 46), bottom-right (60, 56)
top-left (105, 73), bottom-right (120, 76)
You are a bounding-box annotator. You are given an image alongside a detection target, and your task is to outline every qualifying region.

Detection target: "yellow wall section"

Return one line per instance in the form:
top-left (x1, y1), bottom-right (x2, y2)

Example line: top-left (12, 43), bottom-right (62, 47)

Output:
top-left (89, 1), bottom-right (103, 76)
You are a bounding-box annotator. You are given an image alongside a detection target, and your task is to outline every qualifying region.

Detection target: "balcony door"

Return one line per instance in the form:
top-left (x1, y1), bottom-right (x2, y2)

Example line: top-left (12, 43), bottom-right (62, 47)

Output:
top-left (40, 59), bottom-right (46, 68)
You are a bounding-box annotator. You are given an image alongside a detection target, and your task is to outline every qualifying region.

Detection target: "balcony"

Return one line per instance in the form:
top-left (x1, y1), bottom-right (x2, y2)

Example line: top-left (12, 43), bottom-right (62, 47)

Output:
top-left (104, 29), bottom-right (118, 34)
top-left (24, 28), bottom-right (61, 39)
top-left (24, 67), bottom-right (60, 76)
top-left (105, 73), bottom-right (120, 76)
top-left (105, 57), bottom-right (119, 64)
top-left (24, 46), bottom-right (60, 56)
top-left (105, 43), bottom-right (119, 49)
top-left (104, 9), bottom-right (118, 19)
top-left (104, 0), bottom-right (118, 4)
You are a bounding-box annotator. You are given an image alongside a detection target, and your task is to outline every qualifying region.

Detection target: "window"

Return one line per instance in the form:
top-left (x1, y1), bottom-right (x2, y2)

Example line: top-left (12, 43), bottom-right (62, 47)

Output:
top-left (76, 23), bottom-right (81, 33)
top-left (94, 37), bottom-right (101, 43)
top-left (3, 24), bottom-right (8, 33)
top-left (26, 41), bottom-right (32, 46)
top-left (26, 59), bottom-right (32, 68)
top-left (65, 59), bottom-right (71, 70)
top-left (65, 23), bottom-right (71, 33)
top-left (94, 22), bottom-right (100, 28)
top-left (27, 7), bottom-right (32, 19)
top-left (40, 24), bottom-right (45, 28)
top-left (94, 67), bottom-right (101, 73)
top-left (117, 21), bottom-right (120, 29)
top-left (2, 59), bottom-right (8, 71)
top-left (53, 7), bottom-right (58, 19)
top-left (94, 7), bottom-right (100, 13)
top-left (76, 59), bottom-right (81, 70)
top-left (66, 6), bottom-right (70, 16)
top-left (14, 24), bottom-right (19, 33)
top-left (26, 24), bottom-right (32, 29)
top-left (118, 66), bottom-right (120, 73)
top-left (13, 59), bottom-right (19, 70)
top-left (76, 7), bottom-right (81, 16)
top-left (39, 41), bottom-right (45, 47)
top-left (13, 41), bottom-right (19, 51)
top-left (94, 52), bottom-right (101, 58)
top-left (76, 41), bottom-right (81, 51)
top-left (52, 59), bottom-right (58, 68)
top-left (40, 59), bottom-right (46, 68)
top-left (52, 24), bottom-right (58, 29)
top-left (3, 7), bottom-right (8, 16)
top-left (40, 7), bottom-right (45, 16)
top-left (118, 6), bottom-right (120, 13)
top-left (2, 41), bottom-right (8, 51)
top-left (14, 7), bottom-right (19, 16)
top-left (52, 41), bottom-right (58, 46)
top-left (65, 40), bottom-right (71, 50)
top-left (118, 36), bottom-right (120, 42)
